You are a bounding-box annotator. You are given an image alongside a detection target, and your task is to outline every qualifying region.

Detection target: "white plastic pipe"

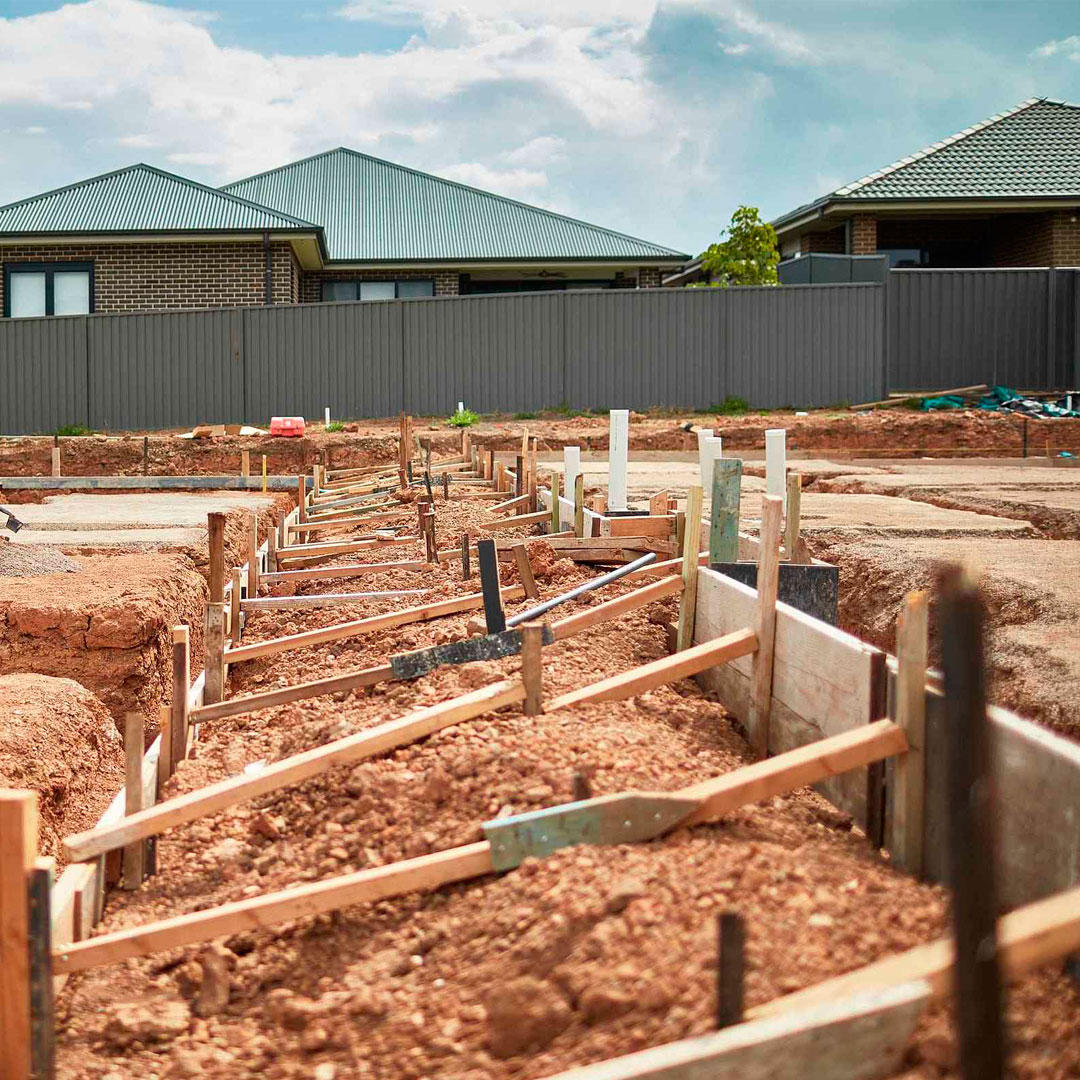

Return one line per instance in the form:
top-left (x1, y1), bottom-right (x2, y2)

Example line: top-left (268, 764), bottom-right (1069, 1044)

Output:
top-left (701, 436), bottom-right (723, 494)
top-left (608, 409), bottom-right (629, 512)
top-left (696, 428), bottom-right (714, 487)
top-left (324, 407), bottom-right (331, 427)
top-left (564, 446), bottom-right (581, 502)
top-left (765, 428), bottom-right (787, 512)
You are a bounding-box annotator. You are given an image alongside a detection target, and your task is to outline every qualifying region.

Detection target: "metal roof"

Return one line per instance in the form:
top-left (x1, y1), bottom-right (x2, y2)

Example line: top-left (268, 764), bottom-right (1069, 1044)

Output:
top-left (222, 147), bottom-right (687, 263)
top-left (773, 98), bottom-right (1080, 229)
top-left (0, 163), bottom-right (319, 235)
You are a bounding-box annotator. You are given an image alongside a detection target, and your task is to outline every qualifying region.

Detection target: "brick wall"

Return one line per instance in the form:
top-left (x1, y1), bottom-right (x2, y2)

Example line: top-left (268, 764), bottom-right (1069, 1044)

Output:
top-left (638, 267), bottom-right (661, 288)
top-left (799, 227), bottom-right (845, 254)
top-left (300, 267), bottom-right (461, 302)
top-left (0, 240), bottom-right (296, 315)
top-left (850, 215), bottom-right (877, 255)
top-left (1051, 211), bottom-right (1080, 266)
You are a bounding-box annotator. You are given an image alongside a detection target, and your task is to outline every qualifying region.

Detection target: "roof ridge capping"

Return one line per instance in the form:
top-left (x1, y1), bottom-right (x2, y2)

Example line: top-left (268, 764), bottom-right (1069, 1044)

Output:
top-left (833, 97), bottom-right (1046, 197)
top-left (223, 146), bottom-right (688, 259)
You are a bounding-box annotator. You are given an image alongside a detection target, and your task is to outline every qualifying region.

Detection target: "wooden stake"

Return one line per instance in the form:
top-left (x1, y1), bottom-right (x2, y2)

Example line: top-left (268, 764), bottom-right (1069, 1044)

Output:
top-left (515, 454), bottom-right (524, 497)
top-left (241, 449), bottom-right (250, 478)
top-left (461, 532), bottom-right (471, 580)
top-left (0, 789), bottom-right (36, 1080)
top-left (247, 515), bottom-right (258, 598)
top-left (649, 489), bottom-right (670, 516)
top-left (207, 511), bottom-right (226, 603)
top-left (142, 435), bottom-right (149, 475)
top-left (204, 602), bottom-right (226, 705)
top-left (156, 704), bottom-right (172, 798)
top-left (267, 525), bottom-right (278, 573)
top-left (940, 565), bottom-right (1005, 1080)
top-left (893, 590), bottom-right (928, 878)
top-left (229, 567), bottom-right (242, 644)
top-left (521, 622), bottom-right (544, 715)
top-left (512, 543), bottom-right (540, 599)
top-left (676, 484), bottom-right (704, 652)
top-left (477, 538), bottom-right (506, 634)
top-left (574, 473), bottom-right (585, 537)
top-left (122, 713), bottom-right (146, 890)
top-left (748, 495), bottom-right (782, 757)
top-left (297, 476), bottom-right (307, 523)
top-left (170, 626), bottom-right (189, 771)
top-left (50, 442), bottom-right (61, 478)
top-left (261, 454), bottom-right (268, 493)
top-left (717, 912), bottom-right (745, 1029)
top-left (27, 856), bottom-right (53, 1080)
top-left (710, 460), bottom-right (742, 566)
top-left (784, 473), bottom-right (802, 561)
top-left (550, 472), bottom-right (561, 533)
top-left (442, 471), bottom-right (449, 500)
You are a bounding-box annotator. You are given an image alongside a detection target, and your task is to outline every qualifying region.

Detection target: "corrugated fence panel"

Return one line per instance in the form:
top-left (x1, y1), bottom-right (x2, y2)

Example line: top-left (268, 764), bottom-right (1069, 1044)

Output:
top-left (245, 301), bottom-right (399, 419)
top-left (401, 293), bottom-right (563, 415)
top-left (87, 309), bottom-right (244, 428)
top-left (565, 289), bottom-right (723, 410)
top-left (0, 315), bottom-right (88, 433)
top-left (888, 269), bottom-right (1052, 391)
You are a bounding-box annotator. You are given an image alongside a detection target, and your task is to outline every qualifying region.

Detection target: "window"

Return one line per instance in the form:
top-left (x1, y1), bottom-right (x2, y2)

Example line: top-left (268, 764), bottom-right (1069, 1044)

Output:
top-left (321, 279), bottom-right (434, 302)
top-left (4, 262), bottom-right (93, 318)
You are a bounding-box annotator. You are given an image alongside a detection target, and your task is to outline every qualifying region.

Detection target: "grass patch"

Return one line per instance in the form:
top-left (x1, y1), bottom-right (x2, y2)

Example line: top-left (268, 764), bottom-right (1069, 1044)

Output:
top-left (325, 421), bottom-right (345, 432)
top-left (448, 407), bottom-right (480, 428)
top-left (706, 396), bottom-right (749, 417)
top-left (54, 425), bottom-right (94, 437)
top-left (513, 411), bottom-right (538, 420)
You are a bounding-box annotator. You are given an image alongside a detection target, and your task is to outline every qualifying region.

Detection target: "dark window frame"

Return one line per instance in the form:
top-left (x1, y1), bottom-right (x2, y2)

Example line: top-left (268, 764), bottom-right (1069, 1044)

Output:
top-left (3, 261), bottom-right (95, 318)
top-left (320, 279), bottom-right (435, 302)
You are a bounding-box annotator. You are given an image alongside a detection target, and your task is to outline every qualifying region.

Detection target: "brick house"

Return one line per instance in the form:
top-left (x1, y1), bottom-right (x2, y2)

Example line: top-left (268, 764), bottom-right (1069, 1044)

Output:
top-left (0, 150), bottom-right (686, 318)
top-left (772, 98), bottom-right (1080, 268)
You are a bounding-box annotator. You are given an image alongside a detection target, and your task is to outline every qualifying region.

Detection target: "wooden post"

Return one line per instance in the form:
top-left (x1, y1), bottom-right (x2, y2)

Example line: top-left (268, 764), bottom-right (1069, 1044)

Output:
top-left (297, 476), bottom-right (307, 524)
top-left (241, 449), bottom-right (250, 479)
top-left (512, 543), bottom-right (539, 599)
top-left (442, 471), bottom-right (450, 500)
top-left (675, 485), bottom-right (704, 652)
top-left (675, 510), bottom-right (686, 557)
top-left (487, 449), bottom-right (495, 481)
top-left (528, 438), bottom-right (538, 512)
top-left (649, 489), bottom-right (670, 516)
top-left (50, 439), bottom-right (60, 478)
top-left (784, 473), bottom-right (802, 561)
top-left (710, 458), bottom-right (742, 565)
top-left (157, 704), bottom-right (172, 798)
top-left (122, 713), bottom-right (146, 890)
top-left (247, 514), bottom-right (259, 598)
top-left (574, 473), bottom-right (585, 538)
top-left (204, 603), bottom-right (226, 705)
top-left (27, 857), bottom-right (53, 1080)
top-left (261, 454), bottom-right (268, 494)
top-left (143, 435), bottom-right (150, 476)
top-left (207, 512), bottom-right (226, 604)
top-left (476, 539), bottom-right (506, 634)
top-left (0, 789), bottom-right (36, 1080)
top-left (267, 526), bottom-right (278, 573)
top-left (423, 511), bottom-right (436, 563)
top-left (461, 532), bottom-right (471, 580)
top-left (550, 472), bottom-right (561, 533)
top-left (515, 454), bottom-right (524, 497)
top-left (230, 567), bottom-right (242, 643)
top-left (940, 565), bottom-right (1005, 1080)
top-left (893, 590), bottom-right (929, 878)
top-left (749, 495), bottom-right (782, 757)
top-left (171, 627), bottom-right (189, 770)
top-left (716, 912), bottom-right (745, 1029)
top-left (521, 623), bottom-right (543, 716)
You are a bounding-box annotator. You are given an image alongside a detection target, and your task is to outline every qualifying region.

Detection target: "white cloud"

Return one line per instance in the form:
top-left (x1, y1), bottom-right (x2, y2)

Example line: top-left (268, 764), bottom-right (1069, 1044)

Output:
top-left (437, 162), bottom-right (548, 198)
top-left (504, 135), bottom-right (566, 167)
top-left (1033, 35), bottom-right (1080, 60)
top-left (719, 41), bottom-right (749, 56)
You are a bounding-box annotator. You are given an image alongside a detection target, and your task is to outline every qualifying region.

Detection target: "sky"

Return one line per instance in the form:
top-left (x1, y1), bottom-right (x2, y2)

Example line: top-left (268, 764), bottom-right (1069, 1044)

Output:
top-left (0, 0), bottom-right (1079, 257)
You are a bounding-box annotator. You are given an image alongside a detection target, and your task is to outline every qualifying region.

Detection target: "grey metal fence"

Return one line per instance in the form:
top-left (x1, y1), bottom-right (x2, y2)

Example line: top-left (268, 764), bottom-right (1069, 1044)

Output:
top-left (1, 270), bottom-right (1074, 434)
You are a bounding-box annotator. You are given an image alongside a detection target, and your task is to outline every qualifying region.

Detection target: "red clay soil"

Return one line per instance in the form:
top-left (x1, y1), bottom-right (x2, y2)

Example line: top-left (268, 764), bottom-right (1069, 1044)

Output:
top-left (0, 673), bottom-right (123, 869)
top-left (4, 409), bottom-right (1080, 479)
top-left (0, 554), bottom-right (206, 736)
top-left (51, 496), bottom-right (1080, 1079)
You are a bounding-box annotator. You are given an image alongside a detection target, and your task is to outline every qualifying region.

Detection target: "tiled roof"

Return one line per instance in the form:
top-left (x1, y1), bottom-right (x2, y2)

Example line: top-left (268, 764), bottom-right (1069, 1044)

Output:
top-left (222, 147), bottom-right (687, 263)
top-left (774, 98), bottom-right (1080, 227)
top-left (0, 163), bottom-right (318, 235)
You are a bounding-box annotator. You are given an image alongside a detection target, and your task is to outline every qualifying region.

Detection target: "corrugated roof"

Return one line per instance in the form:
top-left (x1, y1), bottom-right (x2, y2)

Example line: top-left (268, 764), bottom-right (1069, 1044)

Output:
top-left (774, 98), bottom-right (1080, 229)
top-left (0, 163), bottom-right (319, 235)
top-left (222, 147), bottom-right (687, 262)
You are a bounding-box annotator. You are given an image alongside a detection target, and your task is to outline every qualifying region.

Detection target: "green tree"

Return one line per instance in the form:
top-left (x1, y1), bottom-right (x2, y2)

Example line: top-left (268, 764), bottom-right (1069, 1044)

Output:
top-left (698, 205), bottom-right (779, 287)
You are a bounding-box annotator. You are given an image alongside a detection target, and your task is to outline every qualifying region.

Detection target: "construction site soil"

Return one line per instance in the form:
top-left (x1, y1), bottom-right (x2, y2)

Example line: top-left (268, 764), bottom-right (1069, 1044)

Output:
top-left (5, 408), bottom-right (1080, 479)
top-left (43, 496), bottom-right (1080, 1080)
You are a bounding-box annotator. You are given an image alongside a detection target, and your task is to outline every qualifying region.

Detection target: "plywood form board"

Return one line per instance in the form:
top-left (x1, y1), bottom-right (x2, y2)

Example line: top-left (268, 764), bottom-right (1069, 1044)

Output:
top-left (693, 566), bottom-right (883, 827)
top-left (884, 668), bottom-right (1080, 909)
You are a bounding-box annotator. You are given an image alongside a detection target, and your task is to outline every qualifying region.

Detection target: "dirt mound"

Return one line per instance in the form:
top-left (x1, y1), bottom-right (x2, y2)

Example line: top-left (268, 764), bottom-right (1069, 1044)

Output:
top-left (0, 540), bottom-right (83, 578)
top-left (0, 673), bottom-right (123, 866)
top-left (0, 553), bottom-right (206, 732)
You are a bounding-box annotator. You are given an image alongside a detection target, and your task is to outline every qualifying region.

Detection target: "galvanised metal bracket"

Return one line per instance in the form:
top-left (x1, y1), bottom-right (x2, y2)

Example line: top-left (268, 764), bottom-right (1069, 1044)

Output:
top-left (483, 791), bottom-right (700, 871)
